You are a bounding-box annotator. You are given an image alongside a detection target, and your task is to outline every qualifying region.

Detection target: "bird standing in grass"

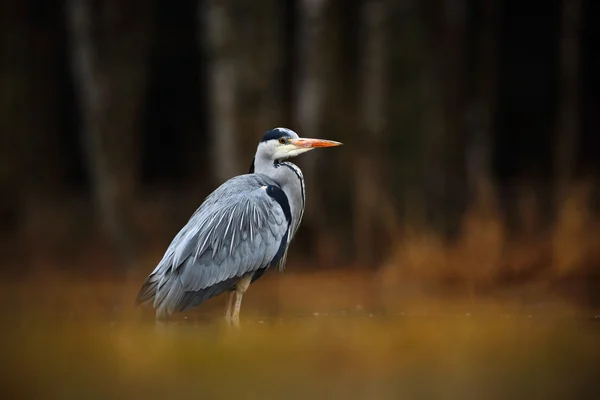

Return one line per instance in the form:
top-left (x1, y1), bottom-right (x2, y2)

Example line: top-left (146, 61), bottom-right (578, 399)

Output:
top-left (136, 128), bottom-right (342, 326)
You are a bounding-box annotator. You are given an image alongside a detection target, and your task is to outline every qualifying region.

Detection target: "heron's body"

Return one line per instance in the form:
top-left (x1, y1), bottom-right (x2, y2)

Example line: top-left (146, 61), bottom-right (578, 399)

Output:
top-left (136, 128), bottom-right (341, 325)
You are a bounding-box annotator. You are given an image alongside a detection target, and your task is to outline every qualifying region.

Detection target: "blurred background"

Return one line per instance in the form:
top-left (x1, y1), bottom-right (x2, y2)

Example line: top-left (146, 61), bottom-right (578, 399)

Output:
top-left (2, 0), bottom-right (600, 398)
top-left (2, 0), bottom-right (599, 305)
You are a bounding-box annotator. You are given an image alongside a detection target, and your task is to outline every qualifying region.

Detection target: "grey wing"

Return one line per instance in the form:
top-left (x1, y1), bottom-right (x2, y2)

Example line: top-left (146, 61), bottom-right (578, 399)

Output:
top-left (136, 177), bottom-right (289, 319)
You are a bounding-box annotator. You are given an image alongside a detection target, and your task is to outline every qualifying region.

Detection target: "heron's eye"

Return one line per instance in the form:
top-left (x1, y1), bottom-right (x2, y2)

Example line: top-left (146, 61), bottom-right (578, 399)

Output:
top-left (278, 138), bottom-right (286, 145)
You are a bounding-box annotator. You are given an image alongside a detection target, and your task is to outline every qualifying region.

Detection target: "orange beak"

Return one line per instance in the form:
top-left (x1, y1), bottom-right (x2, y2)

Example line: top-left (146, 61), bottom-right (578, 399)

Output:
top-left (289, 138), bottom-right (343, 148)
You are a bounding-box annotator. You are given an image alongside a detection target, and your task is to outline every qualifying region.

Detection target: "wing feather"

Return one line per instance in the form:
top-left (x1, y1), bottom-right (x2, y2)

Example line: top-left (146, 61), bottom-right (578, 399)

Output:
top-left (136, 174), bottom-right (289, 319)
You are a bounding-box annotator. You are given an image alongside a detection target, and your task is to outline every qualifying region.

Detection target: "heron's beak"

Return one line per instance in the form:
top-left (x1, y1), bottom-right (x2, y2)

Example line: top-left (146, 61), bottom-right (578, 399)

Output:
top-left (289, 138), bottom-right (343, 148)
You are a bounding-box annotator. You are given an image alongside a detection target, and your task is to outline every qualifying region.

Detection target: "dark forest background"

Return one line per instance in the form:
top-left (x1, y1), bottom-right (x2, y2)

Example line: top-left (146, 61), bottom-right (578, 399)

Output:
top-left (1, 0), bottom-right (599, 305)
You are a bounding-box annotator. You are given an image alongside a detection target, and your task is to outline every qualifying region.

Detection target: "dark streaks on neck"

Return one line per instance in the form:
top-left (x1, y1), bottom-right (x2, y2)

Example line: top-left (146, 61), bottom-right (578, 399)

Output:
top-left (275, 161), bottom-right (305, 228)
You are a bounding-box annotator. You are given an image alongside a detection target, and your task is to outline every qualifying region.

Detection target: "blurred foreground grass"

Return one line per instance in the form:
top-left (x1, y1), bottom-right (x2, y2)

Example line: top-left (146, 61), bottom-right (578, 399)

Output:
top-left (1, 270), bottom-right (599, 399)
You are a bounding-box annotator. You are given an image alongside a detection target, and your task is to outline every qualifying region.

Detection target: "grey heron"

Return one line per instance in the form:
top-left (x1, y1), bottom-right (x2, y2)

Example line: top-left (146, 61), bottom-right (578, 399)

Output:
top-left (136, 127), bottom-right (342, 326)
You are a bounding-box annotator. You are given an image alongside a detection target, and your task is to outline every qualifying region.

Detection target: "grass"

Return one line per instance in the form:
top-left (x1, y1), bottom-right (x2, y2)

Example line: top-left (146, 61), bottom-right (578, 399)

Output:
top-left (378, 181), bottom-right (600, 309)
top-left (2, 181), bottom-right (600, 399)
top-left (1, 270), bottom-right (599, 400)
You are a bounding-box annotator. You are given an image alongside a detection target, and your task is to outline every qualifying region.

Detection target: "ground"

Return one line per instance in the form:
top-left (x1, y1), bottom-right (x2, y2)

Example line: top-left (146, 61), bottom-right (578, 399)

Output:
top-left (1, 268), bottom-right (599, 399)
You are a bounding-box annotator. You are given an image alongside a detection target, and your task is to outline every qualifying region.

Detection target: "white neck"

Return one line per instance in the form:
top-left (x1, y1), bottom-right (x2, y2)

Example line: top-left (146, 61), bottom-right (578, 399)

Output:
top-left (254, 155), bottom-right (305, 242)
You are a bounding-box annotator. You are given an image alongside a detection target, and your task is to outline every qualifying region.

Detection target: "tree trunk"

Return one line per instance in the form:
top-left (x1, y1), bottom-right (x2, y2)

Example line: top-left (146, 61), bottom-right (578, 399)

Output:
top-left (202, 0), bottom-right (240, 183)
top-left (0, 3), bottom-right (29, 234)
top-left (384, 0), bottom-right (427, 231)
top-left (294, 0), bottom-right (328, 224)
top-left (417, 0), bottom-right (467, 236)
top-left (354, 0), bottom-right (388, 266)
top-left (67, 0), bottom-right (154, 268)
top-left (440, 0), bottom-right (467, 235)
top-left (1, 2), bottom-right (66, 235)
top-left (555, 0), bottom-right (582, 206)
top-left (68, 0), bottom-right (122, 258)
top-left (418, 2), bottom-right (447, 233)
top-left (250, 0), bottom-right (285, 133)
top-left (466, 0), bottom-right (501, 204)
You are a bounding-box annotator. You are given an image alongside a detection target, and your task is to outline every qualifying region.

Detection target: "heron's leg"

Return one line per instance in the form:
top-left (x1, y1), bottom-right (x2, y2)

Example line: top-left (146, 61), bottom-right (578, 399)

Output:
top-left (231, 274), bottom-right (252, 328)
top-left (224, 291), bottom-right (234, 325)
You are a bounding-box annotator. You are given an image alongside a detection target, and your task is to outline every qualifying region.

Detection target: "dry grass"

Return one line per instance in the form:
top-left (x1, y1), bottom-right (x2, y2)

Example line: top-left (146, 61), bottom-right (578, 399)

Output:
top-left (4, 311), bottom-right (599, 399)
top-left (2, 182), bottom-right (600, 399)
top-left (1, 269), bottom-right (599, 399)
top-left (378, 182), bottom-right (600, 309)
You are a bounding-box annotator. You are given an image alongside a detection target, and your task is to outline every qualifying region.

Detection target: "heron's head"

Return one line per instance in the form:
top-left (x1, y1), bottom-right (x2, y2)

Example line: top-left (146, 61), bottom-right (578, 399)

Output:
top-left (257, 127), bottom-right (343, 162)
